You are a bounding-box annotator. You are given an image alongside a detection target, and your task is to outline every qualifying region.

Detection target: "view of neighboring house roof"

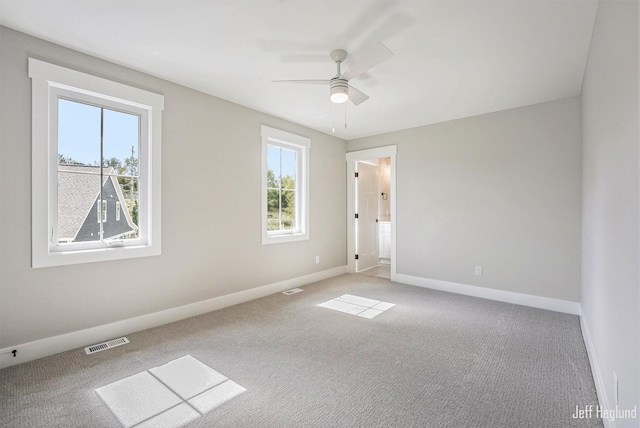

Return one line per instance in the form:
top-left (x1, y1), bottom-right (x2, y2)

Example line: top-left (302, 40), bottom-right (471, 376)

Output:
top-left (58, 164), bottom-right (137, 241)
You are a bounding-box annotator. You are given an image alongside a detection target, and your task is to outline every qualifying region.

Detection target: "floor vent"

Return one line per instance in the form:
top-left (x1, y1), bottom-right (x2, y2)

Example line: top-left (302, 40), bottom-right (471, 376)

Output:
top-left (283, 288), bottom-right (304, 295)
top-left (85, 337), bottom-right (130, 355)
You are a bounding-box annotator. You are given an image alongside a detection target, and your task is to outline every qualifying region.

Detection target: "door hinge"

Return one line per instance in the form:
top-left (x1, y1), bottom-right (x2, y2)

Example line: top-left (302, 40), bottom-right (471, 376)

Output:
top-left (355, 254), bottom-right (359, 260)
top-left (355, 172), bottom-right (359, 178)
top-left (355, 213), bottom-right (359, 219)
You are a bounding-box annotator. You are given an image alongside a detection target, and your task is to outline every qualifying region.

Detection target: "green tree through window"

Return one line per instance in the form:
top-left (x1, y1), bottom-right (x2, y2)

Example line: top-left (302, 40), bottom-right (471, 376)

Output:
top-left (267, 145), bottom-right (296, 231)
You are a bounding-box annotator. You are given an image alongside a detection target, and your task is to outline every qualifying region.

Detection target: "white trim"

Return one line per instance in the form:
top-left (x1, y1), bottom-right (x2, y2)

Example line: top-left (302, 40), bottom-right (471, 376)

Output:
top-left (261, 125), bottom-right (311, 148)
top-left (346, 146), bottom-right (397, 162)
top-left (28, 58), bottom-right (164, 109)
top-left (261, 125), bottom-right (310, 244)
top-left (29, 58), bottom-right (163, 268)
top-left (580, 313), bottom-right (614, 428)
top-left (394, 273), bottom-right (581, 315)
top-left (101, 200), bottom-right (107, 223)
top-left (346, 145), bottom-right (397, 279)
top-left (0, 266), bottom-right (348, 369)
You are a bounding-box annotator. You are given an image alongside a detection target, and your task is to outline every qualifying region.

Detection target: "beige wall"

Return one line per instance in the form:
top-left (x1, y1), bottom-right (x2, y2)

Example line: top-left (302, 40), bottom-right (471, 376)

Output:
top-left (348, 97), bottom-right (582, 302)
top-left (581, 0), bottom-right (639, 422)
top-left (0, 26), bottom-right (347, 348)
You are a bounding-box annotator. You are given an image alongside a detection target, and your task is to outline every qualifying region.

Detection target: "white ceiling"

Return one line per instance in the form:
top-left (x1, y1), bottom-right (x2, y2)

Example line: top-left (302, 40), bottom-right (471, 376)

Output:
top-left (0, 0), bottom-right (598, 140)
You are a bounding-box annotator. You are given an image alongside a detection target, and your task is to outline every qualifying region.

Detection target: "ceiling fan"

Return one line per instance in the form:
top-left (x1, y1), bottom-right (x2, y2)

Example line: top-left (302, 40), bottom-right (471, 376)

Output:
top-left (274, 42), bottom-right (394, 106)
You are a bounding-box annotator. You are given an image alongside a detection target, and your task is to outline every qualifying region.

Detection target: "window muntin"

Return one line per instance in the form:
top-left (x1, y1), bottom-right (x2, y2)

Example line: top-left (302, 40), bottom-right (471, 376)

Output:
top-left (29, 58), bottom-right (163, 267)
top-left (261, 126), bottom-right (310, 244)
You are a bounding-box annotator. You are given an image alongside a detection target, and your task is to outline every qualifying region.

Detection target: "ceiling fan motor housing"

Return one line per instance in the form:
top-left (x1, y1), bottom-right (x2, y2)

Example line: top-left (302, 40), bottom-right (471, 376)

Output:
top-left (330, 78), bottom-right (349, 103)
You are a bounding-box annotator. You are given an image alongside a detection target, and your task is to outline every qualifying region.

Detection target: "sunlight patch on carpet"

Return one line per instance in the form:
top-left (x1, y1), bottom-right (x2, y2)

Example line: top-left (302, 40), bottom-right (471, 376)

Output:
top-left (318, 294), bottom-right (395, 319)
top-left (96, 355), bottom-right (245, 427)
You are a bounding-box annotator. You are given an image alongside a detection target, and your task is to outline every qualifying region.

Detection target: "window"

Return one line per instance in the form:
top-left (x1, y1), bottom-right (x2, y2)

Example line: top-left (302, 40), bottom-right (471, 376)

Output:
top-left (261, 126), bottom-right (310, 244)
top-left (29, 58), bottom-right (164, 268)
top-left (99, 200), bottom-right (107, 223)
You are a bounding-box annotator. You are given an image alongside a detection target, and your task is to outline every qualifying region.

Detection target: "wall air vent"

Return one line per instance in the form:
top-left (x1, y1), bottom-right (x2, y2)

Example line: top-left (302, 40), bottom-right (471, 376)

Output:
top-left (85, 337), bottom-right (130, 355)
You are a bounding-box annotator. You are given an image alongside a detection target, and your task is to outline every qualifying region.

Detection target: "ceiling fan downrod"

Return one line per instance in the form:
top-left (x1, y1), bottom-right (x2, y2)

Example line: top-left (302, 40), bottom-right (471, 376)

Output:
top-left (329, 49), bottom-right (349, 103)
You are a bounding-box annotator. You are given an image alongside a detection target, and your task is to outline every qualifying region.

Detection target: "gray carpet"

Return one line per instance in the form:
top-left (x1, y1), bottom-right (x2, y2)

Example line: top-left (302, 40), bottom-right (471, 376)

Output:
top-left (0, 274), bottom-right (602, 427)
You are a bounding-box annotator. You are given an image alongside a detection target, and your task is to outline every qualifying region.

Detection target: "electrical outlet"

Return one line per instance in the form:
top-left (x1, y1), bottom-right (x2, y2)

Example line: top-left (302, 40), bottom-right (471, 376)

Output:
top-left (614, 372), bottom-right (618, 404)
top-left (475, 266), bottom-right (483, 276)
top-left (315, 256), bottom-right (320, 264)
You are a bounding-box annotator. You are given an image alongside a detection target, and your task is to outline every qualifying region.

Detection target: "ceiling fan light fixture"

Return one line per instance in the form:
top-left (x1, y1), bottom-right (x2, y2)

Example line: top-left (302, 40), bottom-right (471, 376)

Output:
top-left (330, 91), bottom-right (348, 103)
top-left (330, 80), bottom-right (349, 104)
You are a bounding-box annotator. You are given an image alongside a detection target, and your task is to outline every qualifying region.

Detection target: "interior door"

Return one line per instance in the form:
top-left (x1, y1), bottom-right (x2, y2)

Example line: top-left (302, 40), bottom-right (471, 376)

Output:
top-left (356, 162), bottom-right (378, 271)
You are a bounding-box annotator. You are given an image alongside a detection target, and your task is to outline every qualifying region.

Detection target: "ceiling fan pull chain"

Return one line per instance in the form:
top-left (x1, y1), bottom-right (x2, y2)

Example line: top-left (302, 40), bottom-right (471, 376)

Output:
top-left (344, 103), bottom-right (347, 129)
top-left (332, 102), bottom-right (336, 134)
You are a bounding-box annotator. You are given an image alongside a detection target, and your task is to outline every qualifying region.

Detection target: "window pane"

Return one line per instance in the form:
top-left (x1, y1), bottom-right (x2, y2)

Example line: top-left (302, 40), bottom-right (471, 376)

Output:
top-left (57, 99), bottom-right (102, 243)
top-left (281, 148), bottom-right (296, 187)
top-left (281, 174), bottom-right (295, 191)
top-left (267, 145), bottom-right (281, 187)
top-left (280, 149), bottom-right (296, 231)
top-left (267, 145), bottom-right (281, 231)
top-left (103, 108), bottom-right (140, 240)
top-left (282, 190), bottom-right (296, 231)
top-left (267, 189), bottom-right (280, 231)
top-left (58, 99), bottom-right (101, 166)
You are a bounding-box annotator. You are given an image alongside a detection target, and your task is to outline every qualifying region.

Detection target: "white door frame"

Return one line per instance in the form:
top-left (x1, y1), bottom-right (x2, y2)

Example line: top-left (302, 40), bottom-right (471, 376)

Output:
top-left (346, 145), bottom-right (397, 280)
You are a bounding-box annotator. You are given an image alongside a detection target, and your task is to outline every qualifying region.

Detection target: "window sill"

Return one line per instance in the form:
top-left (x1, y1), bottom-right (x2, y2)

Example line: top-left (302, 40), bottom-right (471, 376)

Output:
top-left (262, 232), bottom-right (309, 245)
top-left (33, 244), bottom-right (161, 268)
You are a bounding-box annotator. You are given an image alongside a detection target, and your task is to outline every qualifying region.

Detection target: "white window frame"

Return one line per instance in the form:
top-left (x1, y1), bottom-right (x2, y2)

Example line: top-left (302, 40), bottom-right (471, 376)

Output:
top-left (116, 201), bottom-right (121, 221)
top-left (261, 125), bottom-right (310, 244)
top-left (102, 200), bottom-right (108, 223)
top-left (29, 58), bottom-right (164, 268)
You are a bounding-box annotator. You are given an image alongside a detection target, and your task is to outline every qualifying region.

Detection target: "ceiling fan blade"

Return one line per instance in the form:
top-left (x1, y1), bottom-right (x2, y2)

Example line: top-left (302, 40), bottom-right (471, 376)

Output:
top-left (348, 85), bottom-right (369, 106)
top-left (272, 79), bottom-right (330, 85)
top-left (340, 42), bottom-right (393, 81)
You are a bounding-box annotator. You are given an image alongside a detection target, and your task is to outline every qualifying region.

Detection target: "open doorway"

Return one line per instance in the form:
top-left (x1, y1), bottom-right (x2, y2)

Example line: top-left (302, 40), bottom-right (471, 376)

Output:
top-left (346, 146), bottom-right (397, 281)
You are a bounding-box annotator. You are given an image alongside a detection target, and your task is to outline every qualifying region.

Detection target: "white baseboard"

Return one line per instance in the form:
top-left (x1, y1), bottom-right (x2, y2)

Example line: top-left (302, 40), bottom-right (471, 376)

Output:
top-left (580, 313), bottom-right (614, 428)
top-left (393, 273), bottom-right (581, 315)
top-left (0, 265), bottom-right (348, 370)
